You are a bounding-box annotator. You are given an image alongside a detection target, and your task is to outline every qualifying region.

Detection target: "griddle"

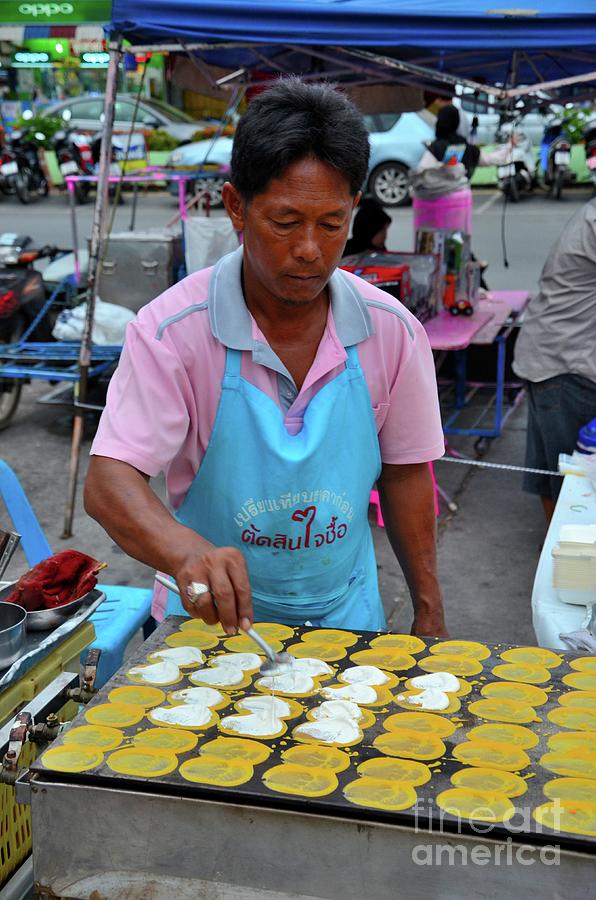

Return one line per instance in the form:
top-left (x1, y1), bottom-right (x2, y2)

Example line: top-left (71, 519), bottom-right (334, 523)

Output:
top-left (32, 617), bottom-right (596, 852)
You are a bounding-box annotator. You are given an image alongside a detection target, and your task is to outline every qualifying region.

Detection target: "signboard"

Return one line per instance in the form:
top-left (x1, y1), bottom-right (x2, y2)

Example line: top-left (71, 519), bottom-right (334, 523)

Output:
top-left (0, 1), bottom-right (112, 24)
top-left (12, 50), bottom-right (52, 67)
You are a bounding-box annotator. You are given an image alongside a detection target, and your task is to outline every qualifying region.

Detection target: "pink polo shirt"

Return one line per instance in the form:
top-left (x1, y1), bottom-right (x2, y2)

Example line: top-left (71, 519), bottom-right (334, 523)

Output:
top-left (92, 247), bottom-right (444, 510)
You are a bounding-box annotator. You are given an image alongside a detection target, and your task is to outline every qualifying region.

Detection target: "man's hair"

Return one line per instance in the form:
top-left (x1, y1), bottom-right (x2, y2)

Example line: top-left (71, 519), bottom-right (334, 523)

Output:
top-left (230, 77), bottom-right (370, 201)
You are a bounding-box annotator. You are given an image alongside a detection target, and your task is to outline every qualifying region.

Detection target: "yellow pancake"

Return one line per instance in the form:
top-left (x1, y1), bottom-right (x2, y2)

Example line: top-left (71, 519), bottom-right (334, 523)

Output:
top-left (254, 676), bottom-right (317, 699)
top-left (417, 654), bottom-right (483, 677)
top-left (544, 777), bottom-right (596, 804)
top-left (343, 777), bottom-right (417, 811)
top-left (492, 662), bottom-right (551, 685)
top-left (393, 690), bottom-right (461, 715)
top-left (41, 745), bottom-right (103, 773)
top-left (133, 728), bottom-right (198, 753)
top-left (437, 788), bottom-right (514, 823)
top-left (306, 706), bottom-right (376, 730)
top-left (107, 747), bottom-right (178, 778)
top-left (281, 745), bottom-right (351, 772)
top-left (287, 642), bottom-right (347, 662)
top-left (468, 698), bottom-right (537, 724)
top-left (262, 763), bottom-right (338, 797)
top-left (179, 618), bottom-right (225, 636)
top-left (429, 640), bottom-right (491, 661)
top-left (300, 629), bottom-right (358, 647)
top-left (500, 647), bottom-right (562, 669)
top-left (127, 661), bottom-right (181, 686)
top-left (224, 634), bottom-right (284, 654)
top-left (165, 631), bottom-right (218, 651)
top-left (540, 749), bottom-right (596, 780)
top-left (62, 725), bottom-right (123, 751)
top-left (108, 685), bottom-right (166, 708)
top-left (357, 756), bottom-right (431, 786)
top-left (569, 657), bottom-right (596, 673)
top-left (563, 672), bottom-right (596, 692)
top-left (467, 723), bottom-right (539, 750)
top-left (190, 668), bottom-right (252, 690)
top-left (453, 741), bottom-right (530, 771)
top-left (219, 715), bottom-right (286, 740)
top-left (547, 706), bottom-right (596, 732)
top-left (252, 622), bottom-right (295, 641)
top-left (404, 676), bottom-right (472, 697)
top-left (292, 722), bottom-right (363, 748)
top-left (559, 691), bottom-right (596, 711)
top-left (147, 707), bottom-right (219, 731)
top-left (480, 680), bottom-right (548, 707)
top-left (168, 688), bottom-right (231, 711)
top-left (349, 648), bottom-right (416, 671)
top-left (533, 800), bottom-right (596, 837)
top-left (84, 702), bottom-right (145, 728)
top-left (383, 711), bottom-right (457, 739)
top-left (451, 767), bottom-right (527, 797)
top-left (547, 731), bottom-right (596, 754)
top-left (369, 634), bottom-right (426, 654)
top-left (373, 729), bottom-right (445, 761)
top-left (199, 736), bottom-right (272, 764)
top-left (179, 755), bottom-right (253, 786)
top-left (238, 697), bottom-right (303, 719)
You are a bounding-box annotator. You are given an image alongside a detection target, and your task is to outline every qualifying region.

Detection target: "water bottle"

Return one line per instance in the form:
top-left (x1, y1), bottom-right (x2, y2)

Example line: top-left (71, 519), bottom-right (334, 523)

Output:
top-left (577, 418), bottom-right (596, 455)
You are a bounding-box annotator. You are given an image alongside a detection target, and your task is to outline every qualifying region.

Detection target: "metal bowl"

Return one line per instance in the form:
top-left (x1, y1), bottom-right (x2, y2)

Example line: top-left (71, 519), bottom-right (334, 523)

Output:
top-left (0, 583), bottom-right (95, 632)
top-left (0, 600), bottom-right (27, 669)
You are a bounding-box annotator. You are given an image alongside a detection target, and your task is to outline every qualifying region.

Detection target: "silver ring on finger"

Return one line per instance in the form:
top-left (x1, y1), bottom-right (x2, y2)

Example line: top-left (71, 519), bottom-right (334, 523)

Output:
top-left (187, 581), bottom-right (210, 604)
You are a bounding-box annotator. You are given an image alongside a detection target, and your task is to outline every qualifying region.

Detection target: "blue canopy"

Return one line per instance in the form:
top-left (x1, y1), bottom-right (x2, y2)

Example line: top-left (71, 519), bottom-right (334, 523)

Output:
top-left (109, 1), bottom-right (596, 93)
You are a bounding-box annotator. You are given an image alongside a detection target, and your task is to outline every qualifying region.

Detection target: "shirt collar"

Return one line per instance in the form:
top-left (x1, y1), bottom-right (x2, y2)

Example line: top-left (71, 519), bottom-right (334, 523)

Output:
top-left (208, 245), bottom-right (374, 351)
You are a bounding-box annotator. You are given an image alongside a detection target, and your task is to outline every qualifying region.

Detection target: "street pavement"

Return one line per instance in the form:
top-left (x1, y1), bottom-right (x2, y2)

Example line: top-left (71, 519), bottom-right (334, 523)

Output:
top-left (1, 187), bottom-right (592, 647)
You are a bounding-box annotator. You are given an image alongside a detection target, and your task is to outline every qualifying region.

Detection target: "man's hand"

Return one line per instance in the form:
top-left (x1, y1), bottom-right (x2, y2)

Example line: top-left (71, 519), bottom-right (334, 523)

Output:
top-left (411, 608), bottom-right (449, 638)
top-left (174, 545), bottom-right (253, 635)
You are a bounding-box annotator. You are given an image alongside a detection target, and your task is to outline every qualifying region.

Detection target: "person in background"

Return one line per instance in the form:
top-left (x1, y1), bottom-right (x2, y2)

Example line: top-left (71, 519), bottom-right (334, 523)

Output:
top-left (513, 199), bottom-right (596, 524)
top-left (343, 198), bottom-right (391, 257)
top-left (419, 105), bottom-right (513, 182)
top-left (422, 90), bottom-right (471, 140)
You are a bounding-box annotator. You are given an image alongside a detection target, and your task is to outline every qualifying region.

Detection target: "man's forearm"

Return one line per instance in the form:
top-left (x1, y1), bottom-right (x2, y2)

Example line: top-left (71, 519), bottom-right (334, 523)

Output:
top-left (377, 462), bottom-right (446, 635)
top-left (84, 456), bottom-right (207, 576)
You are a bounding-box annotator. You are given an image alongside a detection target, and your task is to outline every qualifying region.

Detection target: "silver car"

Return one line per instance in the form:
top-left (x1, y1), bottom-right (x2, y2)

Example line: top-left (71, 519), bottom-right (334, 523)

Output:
top-left (42, 95), bottom-right (204, 144)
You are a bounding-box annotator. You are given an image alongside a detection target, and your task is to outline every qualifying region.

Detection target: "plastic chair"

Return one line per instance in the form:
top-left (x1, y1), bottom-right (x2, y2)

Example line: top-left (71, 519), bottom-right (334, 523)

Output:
top-left (0, 459), bottom-right (153, 687)
top-left (370, 462), bottom-right (440, 527)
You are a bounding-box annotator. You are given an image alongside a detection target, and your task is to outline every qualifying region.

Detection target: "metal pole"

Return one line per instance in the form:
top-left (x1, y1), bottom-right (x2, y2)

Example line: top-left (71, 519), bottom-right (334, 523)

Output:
top-left (62, 38), bottom-right (121, 539)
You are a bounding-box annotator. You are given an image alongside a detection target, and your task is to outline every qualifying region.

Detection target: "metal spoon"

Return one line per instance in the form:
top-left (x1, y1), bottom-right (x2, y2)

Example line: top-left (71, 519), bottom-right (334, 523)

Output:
top-left (154, 573), bottom-right (293, 671)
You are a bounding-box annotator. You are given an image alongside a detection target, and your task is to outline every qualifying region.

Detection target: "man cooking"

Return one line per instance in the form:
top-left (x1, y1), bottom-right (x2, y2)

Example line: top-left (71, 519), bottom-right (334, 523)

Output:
top-left (84, 79), bottom-right (447, 638)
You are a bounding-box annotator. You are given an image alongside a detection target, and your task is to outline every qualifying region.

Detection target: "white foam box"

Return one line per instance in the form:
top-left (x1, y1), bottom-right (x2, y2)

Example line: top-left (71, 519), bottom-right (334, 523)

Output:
top-left (552, 524), bottom-right (596, 605)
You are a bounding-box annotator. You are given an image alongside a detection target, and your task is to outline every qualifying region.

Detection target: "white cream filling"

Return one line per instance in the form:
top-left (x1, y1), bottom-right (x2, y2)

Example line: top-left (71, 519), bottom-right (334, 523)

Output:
top-left (294, 718), bottom-right (361, 744)
top-left (321, 683), bottom-right (377, 704)
top-left (339, 665), bottom-right (389, 686)
top-left (311, 699), bottom-right (363, 722)
top-left (212, 652), bottom-right (261, 671)
top-left (293, 658), bottom-right (333, 676)
top-left (398, 687), bottom-right (450, 711)
top-left (151, 703), bottom-right (212, 727)
top-left (220, 711), bottom-right (285, 737)
top-left (257, 672), bottom-right (315, 695)
top-left (128, 660), bottom-right (180, 685)
top-left (190, 667), bottom-right (245, 687)
top-left (150, 646), bottom-right (205, 667)
top-left (237, 695), bottom-right (291, 717)
top-left (410, 672), bottom-right (460, 693)
top-left (170, 686), bottom-right (224, 707)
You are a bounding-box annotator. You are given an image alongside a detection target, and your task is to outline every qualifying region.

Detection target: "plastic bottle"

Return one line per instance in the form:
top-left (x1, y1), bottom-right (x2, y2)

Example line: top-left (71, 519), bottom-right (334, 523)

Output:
top-left (577, 418), bottom-right (596, 455)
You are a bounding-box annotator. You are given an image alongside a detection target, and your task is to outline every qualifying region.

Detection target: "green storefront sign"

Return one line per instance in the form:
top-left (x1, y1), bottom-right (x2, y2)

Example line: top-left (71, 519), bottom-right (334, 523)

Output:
top-left (0, 1), bottom-right (112, 23)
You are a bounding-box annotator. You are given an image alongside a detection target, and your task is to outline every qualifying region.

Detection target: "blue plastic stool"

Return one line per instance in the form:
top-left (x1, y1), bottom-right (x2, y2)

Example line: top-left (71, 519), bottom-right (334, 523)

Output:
top-left (0, 459), bottom-right (153, 687)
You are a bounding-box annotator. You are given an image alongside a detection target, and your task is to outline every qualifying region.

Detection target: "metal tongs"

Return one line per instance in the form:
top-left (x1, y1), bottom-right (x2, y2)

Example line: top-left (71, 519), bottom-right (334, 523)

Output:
top-left (155, 574), bottom-right (293, 672)
top-left (0, 530), bottom-right (21, 581)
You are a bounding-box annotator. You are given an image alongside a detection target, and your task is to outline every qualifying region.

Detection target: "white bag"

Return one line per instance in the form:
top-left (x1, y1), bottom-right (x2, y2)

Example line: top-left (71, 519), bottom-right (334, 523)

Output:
top-left (184, 216), bottom-right (239, 274)
top-left (52, 298), bottom-right (135, 345)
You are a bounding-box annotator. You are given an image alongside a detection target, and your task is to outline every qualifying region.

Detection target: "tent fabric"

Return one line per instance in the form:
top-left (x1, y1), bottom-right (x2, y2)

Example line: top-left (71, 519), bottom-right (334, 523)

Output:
top-left (111, 1), bottom-right (596, 50)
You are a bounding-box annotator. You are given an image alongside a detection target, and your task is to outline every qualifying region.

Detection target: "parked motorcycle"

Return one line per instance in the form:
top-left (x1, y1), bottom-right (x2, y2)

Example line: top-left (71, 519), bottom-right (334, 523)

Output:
top-left (539, 118), bottom-right (575, 200)
top-left (0, 234), bottom-right (63, 429)
top-left (583, 116), bottom-right (596, 194)
top-left (496, 124), bottom-right (536, 202)
top-left (3, 127), bottom-right (49, 204)
top-left (52, 128), bottom-right (94, 203)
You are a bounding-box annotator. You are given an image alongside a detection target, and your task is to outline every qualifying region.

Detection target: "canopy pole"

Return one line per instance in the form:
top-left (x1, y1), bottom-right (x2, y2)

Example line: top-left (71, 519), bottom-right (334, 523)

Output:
top-left (62, 38), bottom-right (121, 539)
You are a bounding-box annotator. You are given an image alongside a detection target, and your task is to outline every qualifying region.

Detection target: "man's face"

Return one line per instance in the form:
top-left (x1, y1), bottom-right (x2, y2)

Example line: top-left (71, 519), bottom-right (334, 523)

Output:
top-left (223, 156), bottom-right (359, 307)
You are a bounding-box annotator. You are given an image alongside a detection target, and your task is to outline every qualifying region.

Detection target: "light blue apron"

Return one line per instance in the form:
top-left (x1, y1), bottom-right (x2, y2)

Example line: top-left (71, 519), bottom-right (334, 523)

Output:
top-left (166, 344), bottom-right (386, 629)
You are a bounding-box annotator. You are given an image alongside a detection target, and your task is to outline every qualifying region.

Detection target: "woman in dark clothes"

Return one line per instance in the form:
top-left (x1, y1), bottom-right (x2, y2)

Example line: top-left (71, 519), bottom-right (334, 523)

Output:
top-left (343, 198), bottom-right (391, 257)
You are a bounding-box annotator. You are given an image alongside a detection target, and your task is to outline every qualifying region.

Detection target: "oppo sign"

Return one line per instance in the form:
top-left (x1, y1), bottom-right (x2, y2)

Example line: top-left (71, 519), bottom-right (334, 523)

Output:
top-left (18, 3), bottom-right (75, 15)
